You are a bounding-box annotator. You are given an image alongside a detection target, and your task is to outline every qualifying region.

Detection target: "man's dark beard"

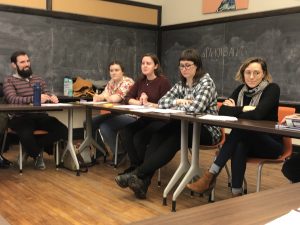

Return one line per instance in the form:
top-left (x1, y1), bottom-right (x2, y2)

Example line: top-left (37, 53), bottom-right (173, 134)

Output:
top-left (17, 66), bottom-right (32, 78)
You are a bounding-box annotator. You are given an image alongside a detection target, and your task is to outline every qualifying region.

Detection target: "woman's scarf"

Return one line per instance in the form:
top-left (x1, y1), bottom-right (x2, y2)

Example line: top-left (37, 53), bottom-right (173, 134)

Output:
top-left (237, 80), bottom-right (269, 107)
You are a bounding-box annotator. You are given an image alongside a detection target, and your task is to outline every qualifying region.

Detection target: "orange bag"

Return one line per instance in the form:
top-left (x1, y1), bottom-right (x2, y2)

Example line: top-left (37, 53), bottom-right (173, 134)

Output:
top-left (72, 77), bottom-right (95, 97)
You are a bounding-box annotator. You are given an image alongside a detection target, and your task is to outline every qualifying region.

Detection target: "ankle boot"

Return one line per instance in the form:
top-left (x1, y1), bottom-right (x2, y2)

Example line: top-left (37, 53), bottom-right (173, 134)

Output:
top-left (186, 170), bottom-right (217, 194)
top-left (115, 169), bottom-right (136, 188)
top-left (128, 175), bottom-right (151, 199)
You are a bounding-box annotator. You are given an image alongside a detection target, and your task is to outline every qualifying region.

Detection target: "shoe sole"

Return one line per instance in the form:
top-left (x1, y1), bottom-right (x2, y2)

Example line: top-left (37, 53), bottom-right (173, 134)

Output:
top-left (115, 176), bottom-right (129, 189)
top-left (128, 177), bottom-right (146, 199)
top-left (35, 166), bottom-right (46, 170)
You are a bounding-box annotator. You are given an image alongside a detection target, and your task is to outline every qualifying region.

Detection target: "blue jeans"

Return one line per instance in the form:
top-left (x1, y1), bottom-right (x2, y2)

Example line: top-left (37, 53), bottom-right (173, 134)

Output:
top-left (91, 113), bottom-right (114, 139)
top-left (99, 114), bottom-right (136, 155)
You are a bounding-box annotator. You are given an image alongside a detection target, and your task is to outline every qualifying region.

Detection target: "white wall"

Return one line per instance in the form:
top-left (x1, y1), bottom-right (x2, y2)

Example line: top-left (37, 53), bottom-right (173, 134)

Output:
top-left (129, 0), bottom-right (300, 26)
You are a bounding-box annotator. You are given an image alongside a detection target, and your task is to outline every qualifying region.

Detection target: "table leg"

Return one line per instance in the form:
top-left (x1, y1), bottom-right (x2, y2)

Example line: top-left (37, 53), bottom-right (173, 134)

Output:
top-left (171, 121), bottom-right (201, 212)
top-left (78, 107), bottom-right (107, 159)
top-left (163, 120), bottom-right (190, 206)
top-left (61, 108), bottom-right (80, 176)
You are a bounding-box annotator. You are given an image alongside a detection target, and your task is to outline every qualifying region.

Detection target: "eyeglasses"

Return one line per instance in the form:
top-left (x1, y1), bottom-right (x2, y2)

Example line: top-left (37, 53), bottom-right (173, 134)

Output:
top-left (179, 63), bottom-right (194, 70)
top-left (244, 70), bottom-right (262, 77)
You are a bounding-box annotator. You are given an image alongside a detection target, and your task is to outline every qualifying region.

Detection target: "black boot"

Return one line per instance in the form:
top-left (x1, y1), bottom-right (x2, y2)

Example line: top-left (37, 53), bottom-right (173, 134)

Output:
top-left (0, 154), bottom-right (12, 168)
top-left (115, 168), bottom-right (136, 188)
top-left (118, 166), bottom-right (136, 175)
top-left (128, 175), bottom-right (151, 199)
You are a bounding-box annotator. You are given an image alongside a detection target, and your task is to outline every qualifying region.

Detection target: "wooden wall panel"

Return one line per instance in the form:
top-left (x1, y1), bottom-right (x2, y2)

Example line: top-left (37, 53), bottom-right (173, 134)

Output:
top-left (52, 0), bottom-right (159, 25)
top-left (0, 0), bottom-right (46, 9)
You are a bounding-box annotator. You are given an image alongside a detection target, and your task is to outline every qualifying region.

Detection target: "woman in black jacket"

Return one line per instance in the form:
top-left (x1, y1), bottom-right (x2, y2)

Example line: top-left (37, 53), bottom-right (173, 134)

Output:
top-left (187, 57), bottom-right (284, 197)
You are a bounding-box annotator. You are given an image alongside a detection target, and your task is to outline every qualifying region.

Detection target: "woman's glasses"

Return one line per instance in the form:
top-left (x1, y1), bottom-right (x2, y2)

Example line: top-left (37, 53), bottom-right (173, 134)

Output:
top-left (179, 63), bottom-right (194, 70)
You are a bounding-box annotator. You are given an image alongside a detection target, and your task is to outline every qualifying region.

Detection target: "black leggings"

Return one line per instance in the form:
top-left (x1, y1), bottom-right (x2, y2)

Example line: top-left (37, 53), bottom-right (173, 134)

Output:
top-left (119, 117), bottom-right (167, 167)
top-left (215, 129), bottom-right (283, 189)
top-left (137, 120), bottom-right (212, 179)
top-left (282, 152), bottom-right (300, 183)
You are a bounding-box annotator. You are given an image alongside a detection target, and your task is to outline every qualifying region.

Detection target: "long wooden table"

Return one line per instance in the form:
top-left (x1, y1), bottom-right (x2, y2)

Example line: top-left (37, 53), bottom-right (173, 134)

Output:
top-left (0, 103), bottom-right (83, 175)
top-left (130, 182), bottom-right (300, 225)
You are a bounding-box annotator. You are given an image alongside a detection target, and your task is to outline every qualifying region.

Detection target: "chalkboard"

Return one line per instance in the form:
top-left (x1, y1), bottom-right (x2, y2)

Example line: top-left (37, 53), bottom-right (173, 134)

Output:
top-left (161, 12), bottom-right (300, 102)
top-left (0, 11), bottom-right (157, 95)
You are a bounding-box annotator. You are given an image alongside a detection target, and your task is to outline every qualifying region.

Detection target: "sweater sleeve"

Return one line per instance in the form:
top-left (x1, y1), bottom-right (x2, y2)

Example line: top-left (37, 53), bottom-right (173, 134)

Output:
top-left (219, 83), bottom-right (280, 121)
top-left (238, 83), bottom-right (280, 120)
top-left (123, 79), bottom-right (140, 104)
top-left (3, 76), bottom-right (32, 104)
top-left (158, 76), bottom-right (172, 99)
top-left (158, 82), bottom-right (180, 108)
top-left (219, 85), bottom-right (244, 117)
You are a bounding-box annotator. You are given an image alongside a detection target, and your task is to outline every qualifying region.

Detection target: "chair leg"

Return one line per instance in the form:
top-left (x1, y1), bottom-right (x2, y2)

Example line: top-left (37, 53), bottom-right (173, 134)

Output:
top-left (256, 163), bottom-right (263, 192)
top-left (114, 132), bottom-right (119, 168)
top-left (19, 142), bottom-right (23, 175)
top-left (243, 177), bottom-right (247, 194)
top-left (1, 130), bottom-right (8, 154)
top-left (209, 188), bottom-right (215, 202)
top-left (95, 129), bottom-right (100, 161)
top-left (157, 168), bottom-right (161, 187)
top-left (55, 141), bottom-right (60, 169)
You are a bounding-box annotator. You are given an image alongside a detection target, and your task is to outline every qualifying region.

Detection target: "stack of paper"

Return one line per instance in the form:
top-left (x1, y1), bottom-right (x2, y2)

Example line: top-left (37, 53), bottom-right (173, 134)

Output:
top-left (266, 209), bottom-right (300, 225)
top-left (285, 114), bottom-right (300, 128)
top-left (199, 114), bottom-right (238, 121)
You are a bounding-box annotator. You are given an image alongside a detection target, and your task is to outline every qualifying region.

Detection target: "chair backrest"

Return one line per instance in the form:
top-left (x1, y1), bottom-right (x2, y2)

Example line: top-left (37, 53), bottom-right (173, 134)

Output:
top-left (278, 106), bottom-right (295, 160)
top-left (278, 106), bottom-right (296, 123)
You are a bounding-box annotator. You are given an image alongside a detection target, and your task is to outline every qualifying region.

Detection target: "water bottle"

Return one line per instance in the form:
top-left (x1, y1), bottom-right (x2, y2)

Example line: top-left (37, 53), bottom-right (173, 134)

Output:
top-left (68, 78), bottom-right (73, 97)
top-left (33, 82), bottom-right (41, 106)
top-left (64, 77), bottom-right (73, 97)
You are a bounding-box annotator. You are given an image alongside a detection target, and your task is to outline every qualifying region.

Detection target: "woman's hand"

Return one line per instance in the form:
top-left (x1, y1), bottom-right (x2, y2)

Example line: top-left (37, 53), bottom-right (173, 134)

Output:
top-left (93, 94), bottom-right (105, 102)
top-left (140, 92), bottom-right (148, 105)
top-left (129, 98), bottom-right (142, 105)
top-left (223, 98), bottom-right (235, 107)
top-left (176, 99), bottom-right (193, 106)
top-left (144, 102), bottom-right (157, 108)
top-left (242, 105), bottom-right (256, 112)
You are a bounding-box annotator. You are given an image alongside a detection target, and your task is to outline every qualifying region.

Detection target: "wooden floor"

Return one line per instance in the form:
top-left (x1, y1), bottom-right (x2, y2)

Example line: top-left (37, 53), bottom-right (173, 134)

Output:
top-left (0, 145), bottom-right (290, 225)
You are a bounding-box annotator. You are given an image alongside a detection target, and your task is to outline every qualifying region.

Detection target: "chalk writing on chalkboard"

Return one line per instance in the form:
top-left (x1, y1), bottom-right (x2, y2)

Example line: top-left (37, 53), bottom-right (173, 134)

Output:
top-left (161, 12), bottom-right (300, 102)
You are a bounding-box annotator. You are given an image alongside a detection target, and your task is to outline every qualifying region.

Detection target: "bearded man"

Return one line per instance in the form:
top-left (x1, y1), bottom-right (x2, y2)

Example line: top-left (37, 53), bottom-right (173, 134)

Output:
top-left (3, 51), bottom-right (67, 170)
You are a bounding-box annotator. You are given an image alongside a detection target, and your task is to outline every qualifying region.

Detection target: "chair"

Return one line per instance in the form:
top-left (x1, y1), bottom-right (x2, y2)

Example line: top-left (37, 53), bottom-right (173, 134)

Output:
top-left (96, 128), bottom-right (121, 167)
top-left (1, 127), bottom-right (59, 174)
top-left (243, 106), bottom-right (295, 193)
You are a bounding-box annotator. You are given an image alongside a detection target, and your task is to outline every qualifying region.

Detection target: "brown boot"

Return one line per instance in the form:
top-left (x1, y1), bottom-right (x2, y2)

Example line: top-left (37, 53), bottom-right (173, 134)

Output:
top-left (187, 170), bottom-right (217, 194)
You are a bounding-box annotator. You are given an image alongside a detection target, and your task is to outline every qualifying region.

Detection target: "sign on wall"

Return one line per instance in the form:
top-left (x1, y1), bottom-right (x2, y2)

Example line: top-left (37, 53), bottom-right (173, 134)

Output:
top-left (203, 0), bottom-right (249, 13)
